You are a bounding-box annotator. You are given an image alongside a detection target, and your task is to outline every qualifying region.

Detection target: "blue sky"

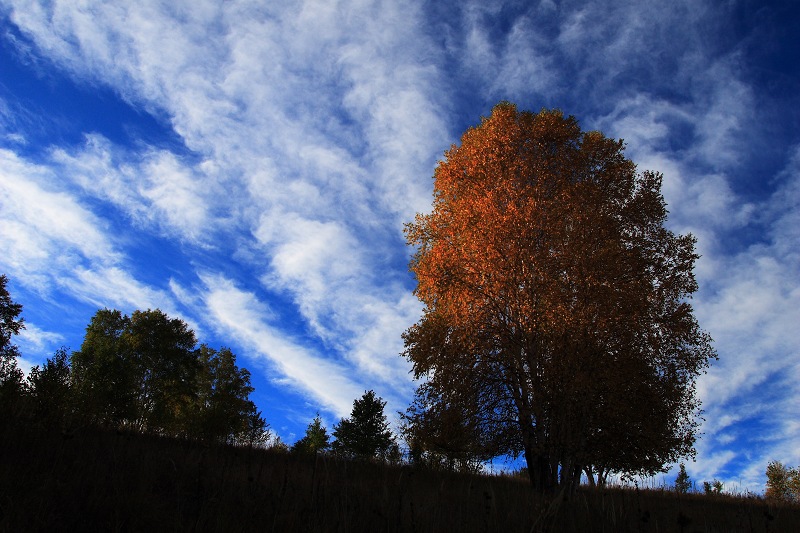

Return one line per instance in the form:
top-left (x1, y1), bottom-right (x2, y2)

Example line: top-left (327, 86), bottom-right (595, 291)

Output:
top-left (1, 0), bottom-right (798, 492)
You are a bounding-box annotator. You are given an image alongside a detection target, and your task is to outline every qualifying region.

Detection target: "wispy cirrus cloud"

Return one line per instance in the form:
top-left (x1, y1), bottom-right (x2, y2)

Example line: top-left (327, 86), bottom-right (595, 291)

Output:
top-left (197, 273), bottom-right (368, 417)
top-left (1, 0), bottom-right (797, 491)
top-left (0, 148), bottom-right (118, 285)
top-left (2, 0), bottom-right (439, 423)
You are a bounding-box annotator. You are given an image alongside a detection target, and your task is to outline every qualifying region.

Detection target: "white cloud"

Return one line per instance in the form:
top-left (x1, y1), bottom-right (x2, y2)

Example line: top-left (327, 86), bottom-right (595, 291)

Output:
top-left (199, 273), bottom-right (365, 417)
top-left (0, 148), bottom-right (119, 287)
top-left (16, 321), bottom-right (64, 354)
top-left (51, 135), bottom-right (219, 245)
top-left (139, 151), bottom-right (210, 242)
top-left (63, 266), bottom-right (176, 313)
top-left (3, 0), bottom-right (443, 417)
top-left (0, 147), bottom-right (186, 323)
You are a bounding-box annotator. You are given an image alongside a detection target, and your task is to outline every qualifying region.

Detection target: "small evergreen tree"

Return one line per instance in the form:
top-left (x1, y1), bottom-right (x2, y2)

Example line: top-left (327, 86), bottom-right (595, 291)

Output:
top-left (333, 390), bottom-right (396, 460)
top-left (292, 414), bottom-right (330, 455)
top-left (193, 345), bottom-right (262, 444)
top-left (674, 463), bottom-right (692, 493)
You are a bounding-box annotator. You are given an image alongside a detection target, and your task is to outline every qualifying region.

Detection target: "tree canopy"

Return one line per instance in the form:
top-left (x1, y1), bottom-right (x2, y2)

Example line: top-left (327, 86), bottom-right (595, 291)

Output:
top-left (765, 461), bottom-right (800, 502)
top-left (193, 345), bottom-right (266, 445)
top-left (403, 103), bottom-right (716, 493)
top-left (71, 308), bottom-right (198, 432)
top-left (333, 390), bottom-right (396, 461)
top-left (292, 414), bottom-right (331, 455)
top-left (0, 275), bottom-right (268, 445)
top-left (26, 347), bottom-right (72, 426)
top-left (70, 308), bottom-right (266, 443)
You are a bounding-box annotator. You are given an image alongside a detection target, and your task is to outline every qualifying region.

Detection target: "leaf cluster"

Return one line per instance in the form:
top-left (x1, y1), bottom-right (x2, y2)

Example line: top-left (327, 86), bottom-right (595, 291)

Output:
top-left (766, 461), bottom-right (800, 502)
top-left (403, 103), bottom-right (717, 492)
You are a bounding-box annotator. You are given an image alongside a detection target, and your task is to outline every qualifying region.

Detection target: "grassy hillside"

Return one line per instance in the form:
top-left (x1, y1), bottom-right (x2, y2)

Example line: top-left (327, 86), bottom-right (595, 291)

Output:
top-left (1, 421), bottom-right (798, 532)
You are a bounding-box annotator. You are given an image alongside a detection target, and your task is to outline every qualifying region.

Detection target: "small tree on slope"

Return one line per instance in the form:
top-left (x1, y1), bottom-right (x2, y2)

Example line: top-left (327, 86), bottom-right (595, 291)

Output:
top-left (333, 390), bottom-right (396, 461)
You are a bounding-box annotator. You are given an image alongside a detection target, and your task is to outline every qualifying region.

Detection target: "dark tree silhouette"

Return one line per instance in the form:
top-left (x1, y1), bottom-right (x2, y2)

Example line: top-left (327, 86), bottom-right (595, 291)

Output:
top-left (27, 347), bottom-right (72, 426)
top-left (333, 390), bottom-right (396, 461)
top-left (292, 414), bottom-right (331, 455)
top-left (193, 345), bottom-right (266, 444)
top-left (72, 309), bottom-right (197, 432)
top-left (0, 274), bottom-right (25, 416)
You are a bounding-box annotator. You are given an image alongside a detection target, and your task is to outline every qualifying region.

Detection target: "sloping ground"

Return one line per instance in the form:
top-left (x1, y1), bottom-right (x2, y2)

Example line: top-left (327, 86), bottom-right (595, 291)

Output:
top-left (2, 420), bottom-right (798, 532)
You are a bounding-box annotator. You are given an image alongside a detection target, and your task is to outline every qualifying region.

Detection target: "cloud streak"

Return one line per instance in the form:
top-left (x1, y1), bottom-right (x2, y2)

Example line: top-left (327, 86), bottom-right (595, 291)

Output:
top-left (0, 0), bottom-right (797, 491)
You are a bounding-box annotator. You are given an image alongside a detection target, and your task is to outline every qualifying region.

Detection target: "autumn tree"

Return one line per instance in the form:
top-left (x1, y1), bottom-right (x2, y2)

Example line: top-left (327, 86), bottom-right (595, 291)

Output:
top-left (403, 103), bottom-right (716, 493)
top-left (333, 390), bottom-right (396, 461)
top-left (765, 461), bottom-right (800, 502)
top-left (0, 274), bottom-right (25, 415)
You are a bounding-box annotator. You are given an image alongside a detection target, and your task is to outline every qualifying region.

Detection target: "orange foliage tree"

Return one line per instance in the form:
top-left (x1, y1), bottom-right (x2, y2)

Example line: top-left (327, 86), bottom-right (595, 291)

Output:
top-left (403, 103), bottom-right (716, 493)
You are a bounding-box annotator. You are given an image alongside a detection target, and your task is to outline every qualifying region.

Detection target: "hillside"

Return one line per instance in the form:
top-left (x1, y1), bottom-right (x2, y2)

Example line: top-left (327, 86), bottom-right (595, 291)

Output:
top-left (2, 420), bottom-right (798, 532)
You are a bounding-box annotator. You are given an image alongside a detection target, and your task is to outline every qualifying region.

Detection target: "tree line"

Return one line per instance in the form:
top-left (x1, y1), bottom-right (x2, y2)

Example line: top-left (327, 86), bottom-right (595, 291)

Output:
top-left (1, 279), bottom-right (268, 445)
top-left (0, 274), bottom-right (400, 460)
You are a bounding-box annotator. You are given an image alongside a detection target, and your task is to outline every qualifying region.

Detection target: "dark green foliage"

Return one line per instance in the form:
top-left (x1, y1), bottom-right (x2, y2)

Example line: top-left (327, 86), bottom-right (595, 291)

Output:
top-left (674, 463), bottom-right (692, 493)
top-left (0, 274), bottom-right (25, 415)
top-left (193, 345), bottom-right (266, 444)
top-left (401, 382), bottom-right (501, 474)
top-left (69, 308), bottom-right (266, 443)
top-left (333, 390), bottom-right (396, 460)
top-left (126, 309), bottom-right (199, 433)
top-left (292, 414), bottom-right (331, 455)
top-left (71, 309), bottom-right (140, 426)
top-left (0, 275), bottom-right (24, 352)
top-left (2, 421), bottom-right (799, 532)
top-left (71, 308), bottom-right (200, 433)
top-left (703, 479), bottom-right (724, 495)
top-left (26, 347), bottom-right (73, 426)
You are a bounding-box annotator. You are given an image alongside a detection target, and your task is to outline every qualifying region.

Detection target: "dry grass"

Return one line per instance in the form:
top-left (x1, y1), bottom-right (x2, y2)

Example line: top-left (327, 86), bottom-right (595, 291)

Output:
top-left (1, 420), bottom-right (798, 532)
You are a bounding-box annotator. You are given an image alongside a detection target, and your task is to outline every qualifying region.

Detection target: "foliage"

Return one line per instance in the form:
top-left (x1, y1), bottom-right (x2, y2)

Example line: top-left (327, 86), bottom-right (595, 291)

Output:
top-left (703, 480), bottom-right (724, 495)
top-left (26, 347), bottom-right (73, 426)
top-left (293, 413), bottom-right (331, 455)
top-left (193, 345), bottom-right (266, 444)
top-left (401, 382), bottom-right (502, 473)
top-left (0, 274), bottom-right (25, 413)
top-left (0, 278), bottom-right (268, 445)
top-left (333, 390), bottom-right (396, 460)
top-left (71, 308), bottom-right (198, 433)
top-left (674, 463), bottom-right (692, 493)
top-left (766, 461), bottom-right (800, 502)
top-left (70, 308), bottom-right (135, 425)
top-left (404, 103), bottom-right (717, 493)
top-left (69, 309), bottom-right (266, 443)
top-left (0, 275), bottom-right (24, 353)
